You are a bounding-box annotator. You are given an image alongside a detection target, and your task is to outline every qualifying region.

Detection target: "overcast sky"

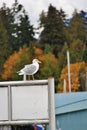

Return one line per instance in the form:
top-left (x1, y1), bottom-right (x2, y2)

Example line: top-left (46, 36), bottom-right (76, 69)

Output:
top-left (0, 0), bottom-right (87, 28)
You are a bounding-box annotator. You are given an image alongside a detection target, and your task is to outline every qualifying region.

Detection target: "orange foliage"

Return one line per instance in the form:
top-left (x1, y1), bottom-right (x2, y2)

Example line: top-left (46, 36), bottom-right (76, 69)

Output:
top-left (34, 47), bottom-right (43, 59)
top-left (58, 62), bottom-right (86, 92)
top-left (2, 52), bottom-right (19, 80)
top-left (2, 46), bottom-right (31, 80)
top-left (34, 47), bottom-right (43, 55)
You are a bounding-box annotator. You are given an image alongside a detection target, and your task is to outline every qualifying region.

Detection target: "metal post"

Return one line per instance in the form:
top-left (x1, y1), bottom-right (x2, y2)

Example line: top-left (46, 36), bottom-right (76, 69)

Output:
top-left (63, 79), bottom-right (66, 93)
top-left (8, 85), bottom-right (12, 130)
top-left (67, 51), bottom-right (71, 92)
top-left (48, 78), bottom-right (56, 130)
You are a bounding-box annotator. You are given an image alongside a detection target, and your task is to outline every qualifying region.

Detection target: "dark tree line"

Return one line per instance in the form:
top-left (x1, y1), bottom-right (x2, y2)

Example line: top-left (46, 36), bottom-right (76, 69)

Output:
top-left (0, 2), bottom-right (87, 62)
top-left (0, 1), bottom-right (35, 53)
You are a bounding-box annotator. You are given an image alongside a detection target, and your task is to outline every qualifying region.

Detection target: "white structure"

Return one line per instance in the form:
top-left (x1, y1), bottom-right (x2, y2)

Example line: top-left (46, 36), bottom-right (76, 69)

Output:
top-left (0, 78), bottom-right (55, 130)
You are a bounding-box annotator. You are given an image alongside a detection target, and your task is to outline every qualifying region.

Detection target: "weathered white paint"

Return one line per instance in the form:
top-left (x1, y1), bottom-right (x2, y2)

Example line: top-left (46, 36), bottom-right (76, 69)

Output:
top-left (0, 79), bottom-right (56, 130)
top-left (0, 87), bottom-right (8, 121)
top-left (12, 85), bottom-right (48, 120)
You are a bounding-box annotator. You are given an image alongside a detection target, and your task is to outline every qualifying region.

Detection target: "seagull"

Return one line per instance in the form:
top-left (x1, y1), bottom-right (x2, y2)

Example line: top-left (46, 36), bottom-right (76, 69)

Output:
top-left (17, 59), bottom-right (41, 80)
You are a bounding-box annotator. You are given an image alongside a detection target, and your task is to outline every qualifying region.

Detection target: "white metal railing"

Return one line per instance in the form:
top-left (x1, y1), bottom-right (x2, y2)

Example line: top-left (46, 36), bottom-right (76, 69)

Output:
top-left (0, 78), bottom-right (56, 130)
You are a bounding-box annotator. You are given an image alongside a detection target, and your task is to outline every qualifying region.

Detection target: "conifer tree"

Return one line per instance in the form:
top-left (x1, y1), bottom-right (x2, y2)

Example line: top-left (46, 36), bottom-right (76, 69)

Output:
top-left (0, 3), bottom-right (14, 54)
top-left (11, 0), bottom-right (35, 50)
top-left (39, 4), bottom-right (66, 56)
top-left (66, 9), bottom-right (85, 43)
top-left (0, 18), bottom-right (10, 78)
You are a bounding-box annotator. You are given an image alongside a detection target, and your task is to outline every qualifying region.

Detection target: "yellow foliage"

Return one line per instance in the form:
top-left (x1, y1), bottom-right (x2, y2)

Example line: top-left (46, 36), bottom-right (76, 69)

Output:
top-left (34, 47), bottom-right (43, 59)
top-left (2, 52), bottom-right (19, 80)
top-left (34, 47), bottom-right (43, 55)
top-left (58, 62), bottom-right (86, 92)
top-left (38, 53), bottom-right (58, 79)
top-left (2, 46), bottom-right (31, 80)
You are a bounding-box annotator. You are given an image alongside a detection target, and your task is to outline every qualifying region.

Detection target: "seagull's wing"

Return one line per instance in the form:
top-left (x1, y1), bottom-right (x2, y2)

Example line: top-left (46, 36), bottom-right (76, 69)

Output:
top-left (23, 64), bottom-right (37, 75)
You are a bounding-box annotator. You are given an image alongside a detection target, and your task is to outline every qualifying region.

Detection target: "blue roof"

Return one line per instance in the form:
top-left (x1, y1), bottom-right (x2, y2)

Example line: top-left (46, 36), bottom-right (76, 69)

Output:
top-left (55, 92), bottom-right (87, 115)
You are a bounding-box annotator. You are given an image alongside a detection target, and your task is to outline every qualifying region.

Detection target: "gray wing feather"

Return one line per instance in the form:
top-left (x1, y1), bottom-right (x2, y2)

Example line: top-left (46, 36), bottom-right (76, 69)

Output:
top-left (23, 64), bottom-right (36, 75)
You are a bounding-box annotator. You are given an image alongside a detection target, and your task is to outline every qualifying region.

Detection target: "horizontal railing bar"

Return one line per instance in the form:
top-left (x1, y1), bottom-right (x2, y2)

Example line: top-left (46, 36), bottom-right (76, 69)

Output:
top-left (0, 120), bottom-right (49, 125)
top-left (0, 80), bottom-right (48, 86)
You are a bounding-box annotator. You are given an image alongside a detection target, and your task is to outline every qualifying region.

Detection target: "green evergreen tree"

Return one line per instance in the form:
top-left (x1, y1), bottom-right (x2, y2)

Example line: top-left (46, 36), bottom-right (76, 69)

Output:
top-left (11, 0), bottom-right (35, 50)
top-left (0, 3), bottom-right (14, 54)
top-left (80, 10), bottom-right (87, 43)
top-left (39, 4), bottom-right (66, 57)
top-left (0, 18), bottom-right (10, 78)
top-left (67, 9), bottom-right (85, 43)
top-left (82, 45), bottom-right (87, 62)
top-left (70, 39), bottom-right (84, 63)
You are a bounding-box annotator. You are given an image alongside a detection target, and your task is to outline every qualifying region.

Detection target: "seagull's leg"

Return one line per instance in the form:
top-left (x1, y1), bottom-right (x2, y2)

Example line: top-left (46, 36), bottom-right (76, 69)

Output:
top-left (28, 75), bottom-right (30, 80)
top-left (32, 75), bottom-right (34, 80)
top-left (23, 74), bottom-right (26, 81)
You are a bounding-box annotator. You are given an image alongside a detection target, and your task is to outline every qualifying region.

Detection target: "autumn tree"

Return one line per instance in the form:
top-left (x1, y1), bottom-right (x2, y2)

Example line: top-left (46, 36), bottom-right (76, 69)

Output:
top-left (2, 46), bottom-right (32, 80)
top-left (34, 47), bottom-right (43, 59)
top-left (57, 62), bottom-right (86, 93)
top-left (38, 53), bottom-right (59, 83)
top-left (79, 62), bottom-right (87, 91)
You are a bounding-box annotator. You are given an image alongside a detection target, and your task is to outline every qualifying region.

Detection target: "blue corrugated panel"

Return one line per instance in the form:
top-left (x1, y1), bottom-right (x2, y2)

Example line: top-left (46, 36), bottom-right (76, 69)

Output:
top-left (55, 92), bottom-right (87, 114)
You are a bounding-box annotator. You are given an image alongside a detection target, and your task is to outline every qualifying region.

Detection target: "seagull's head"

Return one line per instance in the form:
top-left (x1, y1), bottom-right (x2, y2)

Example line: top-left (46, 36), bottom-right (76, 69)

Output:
top-left (32, 59), bottom-right (41, 64)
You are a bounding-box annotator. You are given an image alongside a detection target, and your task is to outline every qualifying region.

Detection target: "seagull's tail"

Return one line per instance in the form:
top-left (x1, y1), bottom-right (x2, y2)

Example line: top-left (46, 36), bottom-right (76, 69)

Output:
top-left (17, 71), bottom-right (24, 75)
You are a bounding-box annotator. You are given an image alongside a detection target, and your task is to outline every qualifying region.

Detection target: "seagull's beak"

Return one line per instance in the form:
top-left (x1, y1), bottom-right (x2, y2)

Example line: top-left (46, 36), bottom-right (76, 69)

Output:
top-left (38, 60), bottom-right (41, 63)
